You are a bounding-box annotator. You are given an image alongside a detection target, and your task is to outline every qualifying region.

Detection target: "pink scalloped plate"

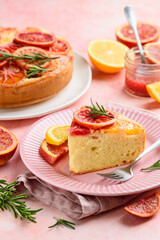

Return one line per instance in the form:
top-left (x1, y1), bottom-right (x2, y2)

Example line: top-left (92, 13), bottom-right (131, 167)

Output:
top-left (20, 102), bottom-right (160, 196)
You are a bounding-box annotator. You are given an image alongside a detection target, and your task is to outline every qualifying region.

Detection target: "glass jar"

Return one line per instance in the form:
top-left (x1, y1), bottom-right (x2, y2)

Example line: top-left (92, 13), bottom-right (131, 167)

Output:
top-left (125, 47), bottom-right (160, 97)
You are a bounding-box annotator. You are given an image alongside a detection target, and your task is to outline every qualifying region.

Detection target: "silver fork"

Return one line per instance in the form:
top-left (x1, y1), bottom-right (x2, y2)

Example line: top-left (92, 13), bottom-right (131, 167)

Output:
top-left (97, 139), bottom-right (160, 182)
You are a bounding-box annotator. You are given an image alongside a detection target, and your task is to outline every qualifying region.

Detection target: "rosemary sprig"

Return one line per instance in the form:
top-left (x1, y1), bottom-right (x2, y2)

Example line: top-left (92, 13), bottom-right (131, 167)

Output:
top-left (48, 217), bottom-right (76, 230)
top-left (0, 51), bottom-right (58, 78)
top-left (0, 51), bottom-right (57, 64)
top-left (0, 51), bottom-right (14, 60)
top-left (0, 179), bottom-right (42, 223)
top-left (141, 160), bottom-right (160, 171)
top-left (86, 99), bottom-right (114, 118)
top-left (26, 64), bottom-right (52, 78)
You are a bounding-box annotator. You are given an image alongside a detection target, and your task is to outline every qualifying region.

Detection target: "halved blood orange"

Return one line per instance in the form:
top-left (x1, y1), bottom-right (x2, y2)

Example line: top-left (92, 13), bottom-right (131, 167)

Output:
top-left (73, 107), bottom-right (117, 129)
top-left (49, 38), bottom-right (71, 55)
top-left (14, 31), bottom-right (55, 47)
top-left (0, 126), bottom-right (18, 166)
top-left (0, 47), bottom-right (10, 67)
top-left (0, 63), bottom-right (26, 84)
top-left (124, 192), bottom-right (160, 217)
top-left (39, 139), bottom-right (68, 165)
top-left (14, 46), bottom-right (51, 69)
top-left (144, 42), bottom-right (160, 64)
top-left (116, 22), bottom-right (160, 48)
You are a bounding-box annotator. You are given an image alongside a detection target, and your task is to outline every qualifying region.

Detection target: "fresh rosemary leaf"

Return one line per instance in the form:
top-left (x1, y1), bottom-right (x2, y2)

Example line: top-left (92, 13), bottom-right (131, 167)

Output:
top-left (0, 51), bottom-right (58, 63)
top-left (141, 160), bottom-right (160, 171)
top-left (0, 51), bottom-right (14, 60)
top-left (27, 64), bottom-right (52, 78)
top-left (86, 98), bottom-right (114, 118)
top-left (0, 179), bottom-right (42, 223)
top-left (48, 217), bottom-right (76, 230)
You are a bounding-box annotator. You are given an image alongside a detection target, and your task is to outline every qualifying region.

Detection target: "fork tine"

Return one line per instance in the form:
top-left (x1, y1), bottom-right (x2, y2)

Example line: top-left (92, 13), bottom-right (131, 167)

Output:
top-left (97, 173), bottom-right (116, 176)
top-left (97, 173), bottom-right (123, 180)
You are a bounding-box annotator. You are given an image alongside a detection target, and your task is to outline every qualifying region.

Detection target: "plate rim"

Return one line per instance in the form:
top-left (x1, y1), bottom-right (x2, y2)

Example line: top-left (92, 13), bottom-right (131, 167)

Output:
top-left (0, 50), bottom-right (92, 120)
top-left (20, 103), bottom-right (160, 196)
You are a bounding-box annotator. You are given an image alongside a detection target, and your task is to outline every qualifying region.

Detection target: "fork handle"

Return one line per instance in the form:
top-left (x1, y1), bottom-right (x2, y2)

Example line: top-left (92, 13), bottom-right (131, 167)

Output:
top-left (124, 6), bottom-right (145, 63)
top-left (130, 139), bottom-right (160, 167)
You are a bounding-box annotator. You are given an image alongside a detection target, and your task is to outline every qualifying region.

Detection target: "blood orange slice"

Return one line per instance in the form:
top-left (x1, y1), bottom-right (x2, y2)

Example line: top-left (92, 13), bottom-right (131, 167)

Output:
top-left (73, 107), bottom-right (117, 129)
top-left (14, 46), bottom-right (51, 69)
top-left (0, 48), bottom-right (10, 67)
top-left (39, 139), bottom-right (68, 165)
top-left (124, 192), bottom-right (160, 217)
top-left (0, 126), bottom-right (18, 166)
top-left (49, 38), bottom-right (71, 55)
top-left (144, 42), bottom-right (160, 64)
top-left (0, 63), bottom-right (25, 84)
top-left (116, 22), bottom-right (160, 48)
top-left (3, 42), bottom-right (23, 53)
top-left (14, 31), bottom-right (54, 47)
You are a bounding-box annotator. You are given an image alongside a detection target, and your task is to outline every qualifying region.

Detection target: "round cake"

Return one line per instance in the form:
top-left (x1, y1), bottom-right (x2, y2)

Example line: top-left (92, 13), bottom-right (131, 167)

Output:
top-left (0, 27), bottom-right (73, 108)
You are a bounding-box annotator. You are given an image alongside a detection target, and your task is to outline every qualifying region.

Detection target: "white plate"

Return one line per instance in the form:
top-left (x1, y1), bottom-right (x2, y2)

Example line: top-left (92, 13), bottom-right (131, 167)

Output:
top-left (0, 51), bottom-right (91, 120)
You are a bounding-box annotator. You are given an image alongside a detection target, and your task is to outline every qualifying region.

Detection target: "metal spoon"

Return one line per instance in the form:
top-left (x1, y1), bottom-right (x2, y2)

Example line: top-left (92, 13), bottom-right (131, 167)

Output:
top-left (124, 6), bottom-right (146, 64)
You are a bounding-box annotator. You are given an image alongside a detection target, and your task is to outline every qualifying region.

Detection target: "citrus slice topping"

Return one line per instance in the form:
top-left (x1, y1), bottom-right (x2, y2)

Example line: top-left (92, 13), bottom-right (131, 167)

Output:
top-left (14, 46), bottom-right (51, 69)
top-left (124, 192), bottom-right (160, 217)
top-left (14, 31), bottom-right (55, 47)
top-left (73, 107), bottom-right (117, 129)
top-left (0, 63), bottom-right (25, 84)
top-left (88, 39), bottom-right (129, 73)
top-left (144, 42), bottom-right (160, 64)
top-left (116, 22), bottom-right (160, 48)
top-left (39, 139), bottom-right (68, 165)
top-left (49, 38), bottom-right (70, 55)
top-left (0, 27), bottom-right (18, 45)
top-left (69, 119), bottom-right (91, 135)
top-left (3, 42), bottom-right (22, 53)
top-left (46, 124), bottom-right (70, 145)
top-left (0, 126), bottom-right (18, 166)
top-left (0, 48), bottom-right (10, 67)
top-left (146, 82), bottom-right (160, 103)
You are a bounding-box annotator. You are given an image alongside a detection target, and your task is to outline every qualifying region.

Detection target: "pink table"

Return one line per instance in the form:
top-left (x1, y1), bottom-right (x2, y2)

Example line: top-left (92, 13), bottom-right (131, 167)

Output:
top-left (0, 0), bottom-right (160, 239)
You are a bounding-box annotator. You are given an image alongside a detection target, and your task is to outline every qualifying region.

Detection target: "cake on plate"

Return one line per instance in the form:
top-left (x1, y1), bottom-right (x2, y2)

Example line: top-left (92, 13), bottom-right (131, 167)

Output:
top-left (0, 26), bottom-right (73, 108)
top-left (68, 102), bottom-right (145, 174)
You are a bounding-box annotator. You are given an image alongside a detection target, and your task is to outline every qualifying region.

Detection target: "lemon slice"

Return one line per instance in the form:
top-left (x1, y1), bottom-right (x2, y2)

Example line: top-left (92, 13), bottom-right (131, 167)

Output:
top-left (146, 82), bottom-right (160, 103)
top-left (46, 124), bottom-right (70, 145)
top-left (88, 39), bottom-right (129, 73)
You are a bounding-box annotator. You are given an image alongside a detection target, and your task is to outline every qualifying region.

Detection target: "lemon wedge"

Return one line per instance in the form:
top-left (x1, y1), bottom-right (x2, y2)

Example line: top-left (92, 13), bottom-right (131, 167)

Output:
top-left (146, 82), bottom-right (160, 103)
top-left (46, 124), bottom-right (70, 145)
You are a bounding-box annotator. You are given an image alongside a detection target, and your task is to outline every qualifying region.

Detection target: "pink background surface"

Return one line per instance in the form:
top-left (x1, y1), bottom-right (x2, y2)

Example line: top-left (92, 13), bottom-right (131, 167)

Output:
top-left (0, 0), bottom-right (160, 239)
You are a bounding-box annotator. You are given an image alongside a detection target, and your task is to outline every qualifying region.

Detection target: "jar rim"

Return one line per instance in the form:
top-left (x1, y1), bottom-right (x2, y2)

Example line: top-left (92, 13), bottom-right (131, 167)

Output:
top-left (125, 47), bottom-right (160, 68)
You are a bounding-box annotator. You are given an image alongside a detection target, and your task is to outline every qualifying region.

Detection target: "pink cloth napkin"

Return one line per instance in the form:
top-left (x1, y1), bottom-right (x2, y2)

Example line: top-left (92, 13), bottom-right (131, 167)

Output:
top-left (16, 171), bottom-right (138, 219)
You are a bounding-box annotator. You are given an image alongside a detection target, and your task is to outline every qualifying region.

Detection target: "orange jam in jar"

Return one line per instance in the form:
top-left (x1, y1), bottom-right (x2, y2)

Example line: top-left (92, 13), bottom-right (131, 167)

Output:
top-left (125, 47), bottom-right (160, 96)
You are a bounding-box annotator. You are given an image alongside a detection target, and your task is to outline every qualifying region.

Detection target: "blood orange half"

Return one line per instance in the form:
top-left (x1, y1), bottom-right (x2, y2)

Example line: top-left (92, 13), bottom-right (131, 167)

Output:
top-left (73, 107), bottom-right (117, 129)
top-left (144, 42), bottom-right (160, 64)
top-left (116, 22), bottom-right (160, 48)
top-left (124, 192), bottom-right (160, 217)
top-left (14, 31), bottom-right (55, 47)
top-left (0, 126), bottom-right (18, 166)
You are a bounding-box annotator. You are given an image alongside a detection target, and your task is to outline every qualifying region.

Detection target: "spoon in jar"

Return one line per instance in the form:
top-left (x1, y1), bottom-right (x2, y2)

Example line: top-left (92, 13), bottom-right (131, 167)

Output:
top-left (124, 6), bottom-right (146, 64)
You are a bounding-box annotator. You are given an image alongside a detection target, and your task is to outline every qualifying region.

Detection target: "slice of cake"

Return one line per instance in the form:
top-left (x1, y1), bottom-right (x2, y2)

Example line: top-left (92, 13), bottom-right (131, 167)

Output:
top-left (68, 103), bottom-right (145, 174)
